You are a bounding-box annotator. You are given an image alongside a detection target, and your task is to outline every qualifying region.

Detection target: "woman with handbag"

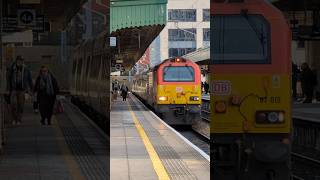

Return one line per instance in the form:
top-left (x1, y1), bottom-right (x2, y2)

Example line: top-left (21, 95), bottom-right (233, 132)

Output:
top-left (33, 66), bottom-right (59, 125)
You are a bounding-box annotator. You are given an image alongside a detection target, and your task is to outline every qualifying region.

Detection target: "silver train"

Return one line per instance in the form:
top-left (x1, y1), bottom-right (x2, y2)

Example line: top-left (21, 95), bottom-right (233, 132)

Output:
top-left (70, 33), bottom-right (110, 131)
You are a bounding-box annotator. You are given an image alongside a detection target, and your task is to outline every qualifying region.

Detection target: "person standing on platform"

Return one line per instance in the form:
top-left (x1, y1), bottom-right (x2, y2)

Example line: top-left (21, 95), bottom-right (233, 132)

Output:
top-left (300, 62), bottom-right (317, 103)
top-left (204, 81), bottom-right (210, 94)
top-left (292, 63), bottom-right (300, 100)
top-left (33, 66), bottom-right (59, 125)
top-left (7, 55), bottom-right (33, 125)
top-left (121, 84), bottom-right (129, 101)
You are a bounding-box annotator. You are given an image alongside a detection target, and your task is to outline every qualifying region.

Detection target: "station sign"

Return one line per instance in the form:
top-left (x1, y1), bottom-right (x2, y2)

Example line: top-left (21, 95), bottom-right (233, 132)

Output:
top-left (110, 37), bottom-right (117, 47)
top-left (3, 11), bottom-right (49, 32)
top-left (18, 9), bottom-right (36, 26)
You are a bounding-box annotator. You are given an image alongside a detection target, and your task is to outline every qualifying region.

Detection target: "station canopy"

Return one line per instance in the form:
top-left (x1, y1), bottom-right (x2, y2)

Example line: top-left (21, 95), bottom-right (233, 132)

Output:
top-left (182, 47), bottom-right (210, 65)
top-left (110, 0), bottom-right (167, 70)
top-left (272, 0), bottom-right (320, 10)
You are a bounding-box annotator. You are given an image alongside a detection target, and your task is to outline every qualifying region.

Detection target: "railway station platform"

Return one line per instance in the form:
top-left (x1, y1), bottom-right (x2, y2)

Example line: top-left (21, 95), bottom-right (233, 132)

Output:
top-left (0, 98), bottom-right (108, 180)
top-left (110, 93), bottom-right (210, 180)
top-left (293, 103), bottom-right (320, 121)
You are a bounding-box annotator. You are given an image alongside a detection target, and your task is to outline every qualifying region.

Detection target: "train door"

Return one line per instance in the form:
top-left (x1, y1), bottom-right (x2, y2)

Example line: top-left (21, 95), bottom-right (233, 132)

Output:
top-left (97, 55), bottom-right (105, 112)
top-left (71, 58), bottom-right (77, 95)
top-left (76, 58), bottom-right (83, 97)
top-left (147, 71), bottom-right (153, 105)
top-left (85, 56), bottom-right (91, 102)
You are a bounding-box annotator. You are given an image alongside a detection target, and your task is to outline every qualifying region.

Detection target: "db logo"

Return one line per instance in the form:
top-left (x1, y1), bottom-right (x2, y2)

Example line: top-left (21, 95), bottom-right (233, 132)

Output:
top-left (176, 87), bottom-right (183, 93)
top-left (212, 81), bottom-right (231, 95)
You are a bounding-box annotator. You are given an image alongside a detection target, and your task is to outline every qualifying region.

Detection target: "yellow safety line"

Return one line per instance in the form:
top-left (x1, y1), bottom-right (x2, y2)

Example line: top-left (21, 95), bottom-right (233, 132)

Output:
top-left (127, 102), bottom-right (171, 180)
top-left (52, 116), bottom-right (86, 180)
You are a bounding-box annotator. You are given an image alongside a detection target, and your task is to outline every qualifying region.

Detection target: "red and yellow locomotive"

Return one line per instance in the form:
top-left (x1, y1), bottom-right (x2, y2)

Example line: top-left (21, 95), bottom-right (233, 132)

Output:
top-left (132, 57), bottom-right (202, 125)
top-left (211, 0), bottom-right (291, 179)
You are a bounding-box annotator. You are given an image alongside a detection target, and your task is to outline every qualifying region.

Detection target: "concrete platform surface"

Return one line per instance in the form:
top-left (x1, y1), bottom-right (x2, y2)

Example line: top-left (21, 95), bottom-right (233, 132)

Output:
top-left (293, 103), bottom-right (320, 122)
top-left (0, 100), bottom-right (108, 180)
top-left (110, 95), bottom-right (210, 180)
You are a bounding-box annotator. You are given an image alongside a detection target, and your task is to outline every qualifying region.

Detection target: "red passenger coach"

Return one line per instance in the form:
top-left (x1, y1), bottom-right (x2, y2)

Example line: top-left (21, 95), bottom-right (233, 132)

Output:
top-left (211, 0), bottom-right (291, 179)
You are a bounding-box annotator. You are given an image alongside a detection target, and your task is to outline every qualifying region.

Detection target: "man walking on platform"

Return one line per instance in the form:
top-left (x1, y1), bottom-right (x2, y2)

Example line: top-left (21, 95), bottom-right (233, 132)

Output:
top-left (7, 56), bottom-right (33, 125)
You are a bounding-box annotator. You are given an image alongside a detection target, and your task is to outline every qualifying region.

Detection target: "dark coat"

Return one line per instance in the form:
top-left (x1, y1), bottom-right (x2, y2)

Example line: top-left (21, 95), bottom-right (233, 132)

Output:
top-left (33, 73), bottom-right (59, 98)
top-left (301, 68), bottom-right (316, 93)
top-left (121, 86), bottom-right (128, 96)
top-left (7, 63), bottom-right (33, 92)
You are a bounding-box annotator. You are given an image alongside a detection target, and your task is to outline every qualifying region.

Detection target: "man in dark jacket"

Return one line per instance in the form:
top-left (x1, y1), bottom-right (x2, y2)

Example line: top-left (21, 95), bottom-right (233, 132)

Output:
top-left (292, 63), bottom-right (300, 100)
top-left (34, 66), bottom-right (59, 125)
top-left (300, 63), bottom-right (317, 103)
top-left (121, 84), bottom-right (129, 101)
top-left (7, 56), bottom-right (33, 125)
top-left (204, 81), bottom-right (210, 94)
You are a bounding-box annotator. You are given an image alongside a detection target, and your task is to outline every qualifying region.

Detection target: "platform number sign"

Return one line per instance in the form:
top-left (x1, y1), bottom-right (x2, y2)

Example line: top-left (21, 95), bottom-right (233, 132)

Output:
top-left (18, 9), bottom-right (36, 26)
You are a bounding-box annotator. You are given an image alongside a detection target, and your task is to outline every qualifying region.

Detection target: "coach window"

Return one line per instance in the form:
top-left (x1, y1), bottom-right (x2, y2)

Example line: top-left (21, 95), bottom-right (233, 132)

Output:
top-left (163, 66), bottom-right (195, 82)
top-left (211, 15), bottom-right (270, 64)
top-left (77, 59), bottom-right (83, 76)
top-left (72, 60), bottom-right (77, 74)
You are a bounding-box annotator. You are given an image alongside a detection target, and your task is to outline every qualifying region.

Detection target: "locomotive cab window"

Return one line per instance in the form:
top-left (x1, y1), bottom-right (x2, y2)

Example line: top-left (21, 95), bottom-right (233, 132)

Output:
top-left (211, 15), bottom-right (271, 64)
top-left (163, 66), bottom-right (195, 82)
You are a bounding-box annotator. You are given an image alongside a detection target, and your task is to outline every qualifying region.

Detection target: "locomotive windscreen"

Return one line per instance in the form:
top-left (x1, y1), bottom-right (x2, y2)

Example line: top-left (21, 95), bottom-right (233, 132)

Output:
top-left (211, 15), bottom-right (271, 64)
top-left (163, 66), bottom-right (195, 82)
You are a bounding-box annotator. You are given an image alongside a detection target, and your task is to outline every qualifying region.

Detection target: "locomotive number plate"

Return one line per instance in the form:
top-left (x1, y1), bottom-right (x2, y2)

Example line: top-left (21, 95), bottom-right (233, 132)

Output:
top-left (212, 80), bottom-right (231, 95)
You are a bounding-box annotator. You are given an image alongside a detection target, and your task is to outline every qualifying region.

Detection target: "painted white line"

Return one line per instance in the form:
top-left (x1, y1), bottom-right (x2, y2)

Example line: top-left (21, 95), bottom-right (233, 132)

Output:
top-left (131, 95), bottom-right (210, 162)
top-left (292, 152), bottom-right (320, 164)
top-left (293, 115), bottom-right (320, 123)
top-left (291, 175), bottom-right (305, 180)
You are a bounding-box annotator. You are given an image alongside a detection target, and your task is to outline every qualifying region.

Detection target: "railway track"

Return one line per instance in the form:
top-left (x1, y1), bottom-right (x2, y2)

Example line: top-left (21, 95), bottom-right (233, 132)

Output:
top-left (174, 125), bottom-right (210, 155)
top-left (192, 97), bottom-right (210, 139)
top-left (291, 151), bottom-right (320, 180)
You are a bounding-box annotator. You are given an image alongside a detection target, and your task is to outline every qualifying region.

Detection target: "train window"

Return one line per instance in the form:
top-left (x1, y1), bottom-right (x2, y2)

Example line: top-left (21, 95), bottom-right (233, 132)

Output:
top-left (86, 57), bottom-right (90, 74)
top-left (163, 66), bottom-right (195, 82)
top-left (77, 59), bottom-right (83, 75)
top-left (90, 56), bottom-right (100, 78)
top-left (211, 15), bottom-right (271, 64)
top-left (72, 61), bottom-right (77, 74)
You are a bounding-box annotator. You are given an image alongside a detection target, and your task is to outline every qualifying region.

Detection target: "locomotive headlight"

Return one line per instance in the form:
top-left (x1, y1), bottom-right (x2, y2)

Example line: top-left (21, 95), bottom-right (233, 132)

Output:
top-left (190, 96), bottom-right (200, 101)
top-left (267, 112), bottom-right (278, 123)
top-left (278, 112), bottom-right (285, 122)
top-left (256, 111), bottom-right (285, 124)
top-left (158, 96), bottom-right (168, 101)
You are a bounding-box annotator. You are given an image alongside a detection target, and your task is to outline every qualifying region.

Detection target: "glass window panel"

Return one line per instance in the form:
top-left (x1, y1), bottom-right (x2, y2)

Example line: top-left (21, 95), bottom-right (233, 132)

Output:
top-left (203, 28), bottom-right (210, 41)
top-left (169, 48), bottom-right (196, 57)
top-left (211, 15), bottom-right (270, 64)
top-left (168, 9), bottom-right (196, 22)
top-left (163, 66), bottom-right (195, 82)
top-left (203, 9), bottom-right (210, 22)
top-left (168, 29), bottom-right (196, 41)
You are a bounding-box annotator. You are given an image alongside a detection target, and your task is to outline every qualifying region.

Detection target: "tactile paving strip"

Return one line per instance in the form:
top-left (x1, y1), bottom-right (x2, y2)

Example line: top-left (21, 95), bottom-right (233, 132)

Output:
top-left (56, 105), bottom-right (107, 180)
top-left (129, 99), bottom-right (198, 180)
top-left (131, 97), bottom-right (210, 168)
